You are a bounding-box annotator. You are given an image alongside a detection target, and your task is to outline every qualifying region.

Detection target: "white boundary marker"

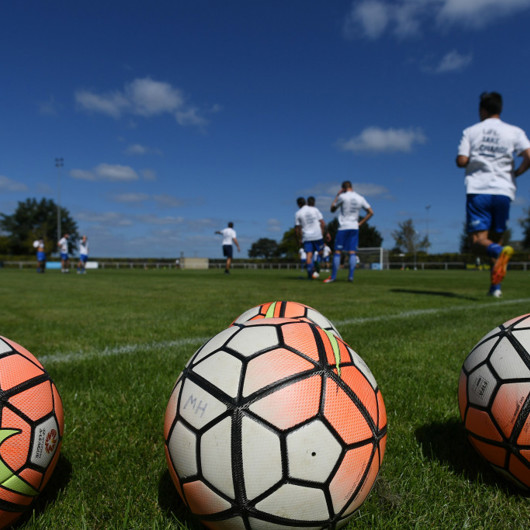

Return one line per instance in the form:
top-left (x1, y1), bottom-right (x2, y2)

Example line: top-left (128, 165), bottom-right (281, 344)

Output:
top-left (40, 298), bottom-right (530, 366)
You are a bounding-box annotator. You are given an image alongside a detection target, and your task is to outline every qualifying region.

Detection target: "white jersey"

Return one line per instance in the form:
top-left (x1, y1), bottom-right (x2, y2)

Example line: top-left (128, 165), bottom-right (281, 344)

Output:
top-left (323, 245), bottom-right (331, 258)
top-left (335, 191), bottom-right (371, 230)
top-left (295, 205), bottom-right (324, 242)
top-left (458, 117), bottom-right (530, 200)
top-left (79, 240), bottom-right (89, 255)
top-left (220, 227), bottom-right (236, 246)
top-left (58, 237), bottom-right (68, 253)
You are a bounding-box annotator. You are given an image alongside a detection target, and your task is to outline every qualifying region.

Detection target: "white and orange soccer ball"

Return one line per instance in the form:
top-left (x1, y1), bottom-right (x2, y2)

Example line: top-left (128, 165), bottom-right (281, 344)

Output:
top-left (164, 317), bottom-right (386, 529)
top-left (0, 336), bottom-right (64, 528)
top-left (458, 313), bottom-right (530, 489)
top-left (232, 300), bottom-right (342, 339)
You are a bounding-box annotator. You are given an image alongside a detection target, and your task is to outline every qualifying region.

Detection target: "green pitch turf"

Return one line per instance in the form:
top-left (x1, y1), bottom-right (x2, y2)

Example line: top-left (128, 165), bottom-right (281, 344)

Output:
top-left (0, 267), bottom-right (528, 529)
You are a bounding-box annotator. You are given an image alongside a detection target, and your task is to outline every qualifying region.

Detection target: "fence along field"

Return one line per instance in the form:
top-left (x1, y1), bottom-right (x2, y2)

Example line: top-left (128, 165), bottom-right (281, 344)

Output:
top-left (0, 267), bottom-right (528, 528)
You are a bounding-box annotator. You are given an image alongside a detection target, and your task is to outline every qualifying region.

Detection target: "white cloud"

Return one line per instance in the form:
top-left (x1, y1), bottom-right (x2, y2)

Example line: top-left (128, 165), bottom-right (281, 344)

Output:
top-left (141, 169), bottom-right (157, 181)
top-left (70, 164), bottom-right (139, 181)
top-left (267, 218), bottom-right (283, 233)
top-left (353, 183), bottom-right (392, 197)
top-left (75, 90), bottom-right (128, 118)
top-left (338, 127), bottom-right (426, 153)
top-left (153, 194), bottom-right (186, 208)
top-left (125, 144), bottom-right (148, 155)
top-left (437, 0), bottom-right (530, 27)
top-left (344, 0), bottom-right (389, 39)
top-left (433, 50), bottom-right (473, 73)
top-left (0, 176), bottom-right (28, 192)
top-left (75, 77), bottom-right (210, 127)
top-left (344, 0), bottom-right (530, 39)
top-left (112, 193), bottom-right (150, 203)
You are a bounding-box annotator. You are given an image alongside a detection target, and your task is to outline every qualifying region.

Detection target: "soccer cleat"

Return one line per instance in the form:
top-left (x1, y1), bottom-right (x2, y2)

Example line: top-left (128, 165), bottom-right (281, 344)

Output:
top-left (323, 277), bottom-right (335, 284)
top-left (488, 287), bottom-right (502, 298)
top-left (491, 245), bottom-right (514, 285)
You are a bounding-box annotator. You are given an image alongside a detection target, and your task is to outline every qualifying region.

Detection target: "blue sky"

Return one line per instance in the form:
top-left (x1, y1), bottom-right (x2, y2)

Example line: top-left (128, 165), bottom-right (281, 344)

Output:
top-left (2, 0), bottom-right (530, 258)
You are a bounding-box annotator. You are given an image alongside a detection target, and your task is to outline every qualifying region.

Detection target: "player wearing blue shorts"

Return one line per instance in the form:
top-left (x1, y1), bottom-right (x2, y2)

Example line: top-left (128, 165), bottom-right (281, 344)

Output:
top-left (57, 233), bottom-right (70, 273)
top-left (295, 197), bottom-right (325, 280)
top-left (215, 222), bottom-right (240, 274)
top-left (34, 238), bottom-right (46, 273)
top-left (457, 92), bottom-right (530, 297)
top-left (77, 235), bottom-right (89, 274)
top-left (324, 181), bottom-right (373, 284)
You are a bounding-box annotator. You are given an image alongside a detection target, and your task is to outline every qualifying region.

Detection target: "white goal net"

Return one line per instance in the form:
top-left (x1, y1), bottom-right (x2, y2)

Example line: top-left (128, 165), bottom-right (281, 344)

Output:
top-left (356, 247), bottom-right (389, 270)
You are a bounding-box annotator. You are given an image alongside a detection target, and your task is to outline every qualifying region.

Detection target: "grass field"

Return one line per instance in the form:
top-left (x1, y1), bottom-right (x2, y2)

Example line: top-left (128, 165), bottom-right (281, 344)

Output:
top-left (1, 266), bottom-right (529, 529)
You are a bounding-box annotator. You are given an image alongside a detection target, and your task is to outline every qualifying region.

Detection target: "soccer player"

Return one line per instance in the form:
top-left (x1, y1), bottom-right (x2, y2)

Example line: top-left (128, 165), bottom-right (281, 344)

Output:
top-left (57, 233), bottom-right (70, 273)
top-left (294, 197), bottom-right (325, 280)
top-left (324, 181), bottom-right (373, 283)
top-left (215, 222), bottom-right (240, 274)
top-left (35, 238), bottom-right (46, 273)
top-left (456, 92), bottom-right (530, 297)
top-left (77, 235), bottom-right (89, 274)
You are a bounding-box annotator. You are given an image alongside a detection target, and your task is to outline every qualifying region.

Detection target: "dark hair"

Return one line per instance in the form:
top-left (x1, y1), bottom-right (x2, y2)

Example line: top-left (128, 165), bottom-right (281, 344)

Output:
top-left (342, 180), bottom-right (352, 190)
top-left (307, 196), bottom-right (315, 206)
top-left (297, 197), bottom-right (306, 207)
top-left (228, 222), bottom-right (234, 228)
top-left (480, 92), bottom-right (503, 116)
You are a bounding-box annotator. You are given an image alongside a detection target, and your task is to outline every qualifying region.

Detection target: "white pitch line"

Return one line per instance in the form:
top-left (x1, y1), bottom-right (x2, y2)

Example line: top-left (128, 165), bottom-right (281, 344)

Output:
top-left (40, 297), bottom-right (530, 366)
top-left (334, 297), bottom-right (530, 328)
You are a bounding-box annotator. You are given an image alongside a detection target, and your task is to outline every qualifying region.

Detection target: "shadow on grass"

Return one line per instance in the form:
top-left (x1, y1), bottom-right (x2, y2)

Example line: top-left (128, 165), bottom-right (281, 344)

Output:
top-left (14, 454), bottom-right (72, 528)
top-left (415, 419), bottom-right (528, 495)
top-left (158, 469), bottom-right (203, 529)
top-left (390, 288), bottom-right (478, 301)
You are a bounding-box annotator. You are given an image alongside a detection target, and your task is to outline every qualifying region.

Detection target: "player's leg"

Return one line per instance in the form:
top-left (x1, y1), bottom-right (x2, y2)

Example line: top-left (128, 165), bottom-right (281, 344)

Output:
top-left (346, 230), bottom-right (359, 282)
top-left (490, 196), bottom-right (513, 288)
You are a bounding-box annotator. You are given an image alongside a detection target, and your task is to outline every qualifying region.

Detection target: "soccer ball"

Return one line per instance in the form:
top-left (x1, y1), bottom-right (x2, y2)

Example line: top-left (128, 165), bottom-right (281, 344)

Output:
top-left (458, 314), bottom-right (530, 489)
top-left (0, 336), bottom-right (64, 528)
top-left (232, 300), bottom-right (342, 339)
top-left (312, 270), bottom-right (320, 279)
top-left (164, 318), bottom-right (386, 528)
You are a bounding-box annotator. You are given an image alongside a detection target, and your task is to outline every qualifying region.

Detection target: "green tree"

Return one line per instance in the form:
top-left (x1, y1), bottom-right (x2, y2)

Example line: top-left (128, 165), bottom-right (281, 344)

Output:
top-left (391, 218), bottom-right (430, 254)
top-left (248, 238), bottom-right (279, 259)
top-left (277, 227), bottom-right (298, 258)
top-left (0, 198), bottom-right (79, 255)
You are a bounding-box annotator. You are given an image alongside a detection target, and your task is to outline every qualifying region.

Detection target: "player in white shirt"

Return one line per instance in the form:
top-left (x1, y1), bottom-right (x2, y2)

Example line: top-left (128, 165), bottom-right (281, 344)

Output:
top-left (77, 235), bottom-right (89, 274)
top-left (57, 233), bottom-right (70, 273)
top-left (295, 197), bottom-right (325, 280)
top-left (457, 92), bottom-right (530, 297)
top-left (324, 181), bottom-right (373, 283)
top-left (215, 222), bottom-right (240, 274)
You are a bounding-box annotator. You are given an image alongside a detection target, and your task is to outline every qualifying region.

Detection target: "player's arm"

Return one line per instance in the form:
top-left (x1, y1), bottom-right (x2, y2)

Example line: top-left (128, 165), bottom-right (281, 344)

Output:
top-left (319, 219), bottom-right (326, 237)
top-left (514, 148), bottom-right (530, 177)
top-left (233, 237), bottom-right (240, 252)
top-left (330, 189), bottom-right (344, 212)
top-left (456, 155), bottom-right (469, 168)
top-left (358, 208), bottom-right (374, 227)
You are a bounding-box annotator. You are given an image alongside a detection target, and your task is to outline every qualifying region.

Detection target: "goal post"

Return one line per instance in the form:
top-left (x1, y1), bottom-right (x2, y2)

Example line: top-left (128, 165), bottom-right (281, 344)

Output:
top-left (356, 247), bottom-right (389, 270)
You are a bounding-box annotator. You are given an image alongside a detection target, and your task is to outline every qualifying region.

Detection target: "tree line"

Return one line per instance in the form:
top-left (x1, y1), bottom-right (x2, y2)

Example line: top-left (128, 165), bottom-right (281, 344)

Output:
top-left (0, 198), bottom-right (79, 256)
top-left (2, 197), bottom-right (530, 258)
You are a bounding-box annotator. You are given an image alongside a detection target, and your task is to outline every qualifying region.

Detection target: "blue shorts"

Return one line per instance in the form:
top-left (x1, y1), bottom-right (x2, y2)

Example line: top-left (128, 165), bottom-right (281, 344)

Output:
top-left (466, 194), bottom-right (511, 234)
top-left (335, 229), bottom-right (359, 252)
top-left (79, 254), bottom-right (88, 264)
top-left (37, 251), bottom-right (46, 261)
top-left (60, 252), bottom-right (69, 261)
top-left (222, 245), bottom-right (233, 258)
top-left (303, 239), bottom-right (324, 255)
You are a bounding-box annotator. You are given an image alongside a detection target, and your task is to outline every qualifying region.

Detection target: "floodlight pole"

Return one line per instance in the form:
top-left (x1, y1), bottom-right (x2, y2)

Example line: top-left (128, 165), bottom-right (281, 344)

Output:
top-left (55, 158), bottom-right (64, 242)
